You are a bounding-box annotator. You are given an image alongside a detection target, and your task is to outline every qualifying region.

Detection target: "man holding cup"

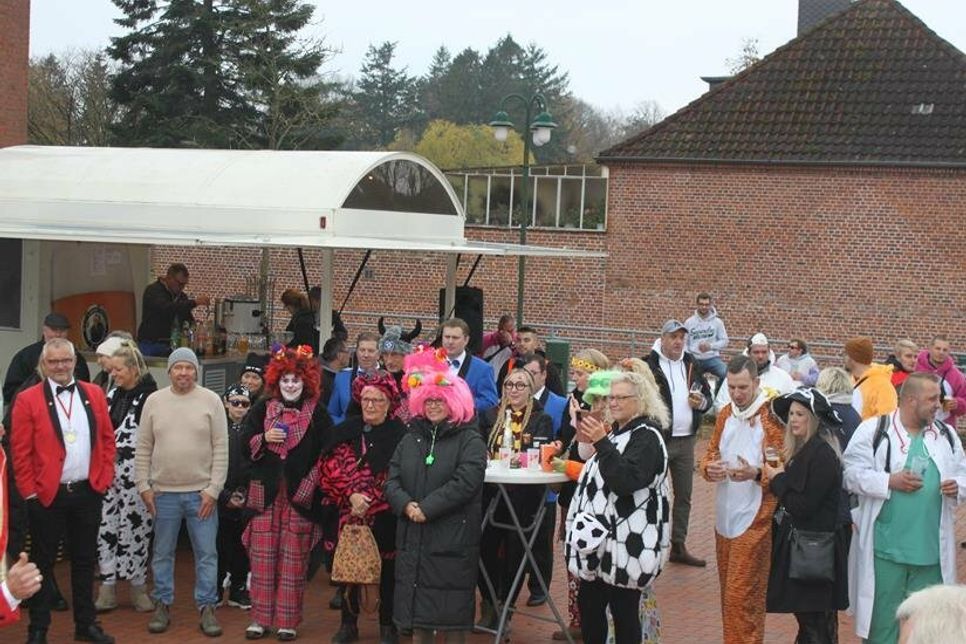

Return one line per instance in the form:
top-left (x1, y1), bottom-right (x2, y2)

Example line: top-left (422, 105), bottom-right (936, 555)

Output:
top-left (699, 356), bottom-right (784, 644)
top-left (842, 372), bottom-right (966, 643)
top-left (644, 319), bottom-right (713, 567)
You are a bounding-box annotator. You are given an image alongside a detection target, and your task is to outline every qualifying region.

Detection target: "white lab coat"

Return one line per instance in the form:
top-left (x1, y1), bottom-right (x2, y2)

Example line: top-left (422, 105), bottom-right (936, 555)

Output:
top-left (842, 412), bottom-right (966, 639)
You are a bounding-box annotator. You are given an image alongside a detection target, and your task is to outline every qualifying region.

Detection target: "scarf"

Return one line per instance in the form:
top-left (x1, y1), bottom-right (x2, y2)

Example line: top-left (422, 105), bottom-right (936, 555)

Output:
top-left (263, 395), bottom-right (318, 458)
top-left (730, 388), bottom-right (772, 421)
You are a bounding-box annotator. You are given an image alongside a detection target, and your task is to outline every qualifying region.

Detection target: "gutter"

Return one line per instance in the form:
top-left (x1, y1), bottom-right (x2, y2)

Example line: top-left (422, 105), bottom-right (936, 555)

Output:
top-left (594, 156), bottom-right (966, 170)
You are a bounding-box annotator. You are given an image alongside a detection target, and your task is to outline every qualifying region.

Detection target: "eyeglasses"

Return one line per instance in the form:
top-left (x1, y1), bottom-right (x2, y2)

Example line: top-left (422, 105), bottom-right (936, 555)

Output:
top-left (424, 398), bottom-right (445, 406)
top-left (503, 382), bottom-right (530, 391)
top-left (227, 400), bottom-right (251, 408)
top-left (360, 397), bottom-right (388, 406)
top-left (45, 358), bottom-right (74, 366)
top-left (606, 394), bottom-right (636, 403)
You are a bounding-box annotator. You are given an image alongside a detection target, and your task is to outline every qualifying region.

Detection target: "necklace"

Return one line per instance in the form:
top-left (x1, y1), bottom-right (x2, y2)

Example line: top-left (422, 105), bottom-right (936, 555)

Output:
top-left (54, 387), bottom-right (77, 444)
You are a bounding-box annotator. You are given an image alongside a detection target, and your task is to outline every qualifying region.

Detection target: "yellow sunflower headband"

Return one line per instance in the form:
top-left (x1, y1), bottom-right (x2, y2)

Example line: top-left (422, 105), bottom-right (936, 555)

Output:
top-left (570, 357), bottom-right (601, 373)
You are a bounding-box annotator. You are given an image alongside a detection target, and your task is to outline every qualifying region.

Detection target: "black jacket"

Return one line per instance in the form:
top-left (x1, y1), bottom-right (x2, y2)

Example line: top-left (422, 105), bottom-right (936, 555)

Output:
top-left (385, 416), bottom-right (487, 631)
top-left (136, 278), bottom-right (198, 343)
top-left (220, 417), bottom-right (252, 509)
top-left (766, 436), bottom-right (849, 613)
top-left (3, 340), bottom-right (91, 403)
top-left (643, 349), bottom-right (711, 437)
top-left (242, 397), bottom-right (333, 522)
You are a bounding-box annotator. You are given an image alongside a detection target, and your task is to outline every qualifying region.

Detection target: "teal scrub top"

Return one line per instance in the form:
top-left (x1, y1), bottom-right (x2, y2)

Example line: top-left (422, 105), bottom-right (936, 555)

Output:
top-left (874, 432), bottom-right (942, 565)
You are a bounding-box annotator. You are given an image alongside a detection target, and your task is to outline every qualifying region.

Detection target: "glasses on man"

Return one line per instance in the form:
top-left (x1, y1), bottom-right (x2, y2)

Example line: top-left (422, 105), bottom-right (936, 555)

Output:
top-left (424, 398), bottom-right (445, 406)
top-left (45, 358), bottom-right (74, 366)
top-left (503, 382), bottom-right (530, 391)
top-left (360, 397), bottom-right (388, 406)
top-left (228, 399), bottom-right (251, 408)
top-left (606, 394), bottom-right (636, 403)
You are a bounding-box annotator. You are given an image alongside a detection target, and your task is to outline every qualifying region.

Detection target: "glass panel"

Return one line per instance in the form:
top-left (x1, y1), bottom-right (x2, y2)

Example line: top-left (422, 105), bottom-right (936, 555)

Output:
top-left (465, 176), bottom-right (488, 225)
top-left (533, 177), bottom-right (558, 228)
top-left (342, 159), bottom-right (458, 215)
top-left (582, 178), bottom-right (607, 230)
top-left (559, 178), bottom-right (582, 229)
top-left (489, 176), bottom-right (512, 227)
top-left (510, 176), bottom-right (535, 226)
top-left (446, 174), bottom-right (465, 207)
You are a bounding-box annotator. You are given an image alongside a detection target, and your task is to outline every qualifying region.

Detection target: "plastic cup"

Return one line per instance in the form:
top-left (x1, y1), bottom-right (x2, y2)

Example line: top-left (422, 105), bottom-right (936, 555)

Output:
top-left (906, 455), bottom-right (930, 477)
top-left (527, 448), bottom-right (541, 471)
top-left (764, 447), bottom-right (781, 467)
top-left (540, 445), bottom-right (556, 472)
top-left (499, 447), bottom-right (512, 469)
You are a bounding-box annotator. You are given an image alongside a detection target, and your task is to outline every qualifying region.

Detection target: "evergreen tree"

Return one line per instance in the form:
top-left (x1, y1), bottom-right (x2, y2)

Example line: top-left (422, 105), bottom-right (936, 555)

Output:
top-left (109, 0), bottom-right (337, 148)
top-left (350, 41), bottom-right (418, 148)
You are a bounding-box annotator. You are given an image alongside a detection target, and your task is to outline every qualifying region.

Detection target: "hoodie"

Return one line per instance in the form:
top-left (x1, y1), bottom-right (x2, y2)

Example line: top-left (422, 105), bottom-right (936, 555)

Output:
top-left (850, 363), bottom-right (898, 421)
top-left (915, 350), bottom-right (966, 425)
top-left (775, 353), bottom-right (819, 387)
top-left (684, 306), bottom-right (729, 359)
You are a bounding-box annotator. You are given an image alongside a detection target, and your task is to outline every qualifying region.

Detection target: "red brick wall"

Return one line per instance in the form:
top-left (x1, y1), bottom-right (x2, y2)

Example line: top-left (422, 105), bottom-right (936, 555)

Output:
top-left (152, 161), bottom-right (966, 364)
top-left (0, 0), bottom-right (29, 148)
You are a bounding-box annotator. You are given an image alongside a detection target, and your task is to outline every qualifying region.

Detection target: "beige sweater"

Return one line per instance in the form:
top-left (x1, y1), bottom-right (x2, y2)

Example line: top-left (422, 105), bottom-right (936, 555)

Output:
top-left (135, 385), bottom-right (228, 499)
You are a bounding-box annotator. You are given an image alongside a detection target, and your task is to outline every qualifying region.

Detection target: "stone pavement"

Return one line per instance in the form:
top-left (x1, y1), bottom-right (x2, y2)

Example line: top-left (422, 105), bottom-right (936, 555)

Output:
top-left (13, 439), bottom-right (966, 642)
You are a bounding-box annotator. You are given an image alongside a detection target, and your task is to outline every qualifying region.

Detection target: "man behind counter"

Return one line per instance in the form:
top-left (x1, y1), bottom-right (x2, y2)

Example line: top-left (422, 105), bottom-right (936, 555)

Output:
top-left (137, 263), bottom-right (210, 357)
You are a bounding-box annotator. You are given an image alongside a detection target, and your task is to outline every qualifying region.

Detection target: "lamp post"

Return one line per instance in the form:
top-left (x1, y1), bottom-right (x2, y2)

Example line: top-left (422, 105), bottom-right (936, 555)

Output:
top-left (490, 94), bottom-right (556, 326)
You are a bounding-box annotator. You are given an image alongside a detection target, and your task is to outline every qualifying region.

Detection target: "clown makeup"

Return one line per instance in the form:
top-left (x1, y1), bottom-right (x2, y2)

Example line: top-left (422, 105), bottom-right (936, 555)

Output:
top-left (279, 373), bottom-right (304, 402)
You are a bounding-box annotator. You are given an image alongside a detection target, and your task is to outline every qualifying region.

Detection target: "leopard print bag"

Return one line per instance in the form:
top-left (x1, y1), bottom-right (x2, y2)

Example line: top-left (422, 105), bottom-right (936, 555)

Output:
top-left (331, 523), bottom-right (382, 585)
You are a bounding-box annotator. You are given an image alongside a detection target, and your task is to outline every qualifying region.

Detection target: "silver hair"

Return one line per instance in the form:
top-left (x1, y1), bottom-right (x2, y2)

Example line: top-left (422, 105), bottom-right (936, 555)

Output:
top-left (815, 367), bottom-right (853, 398)
top-left (39, 337), bottom-right (76, 378)
top-left (895, 584), bottom-right (966, 644)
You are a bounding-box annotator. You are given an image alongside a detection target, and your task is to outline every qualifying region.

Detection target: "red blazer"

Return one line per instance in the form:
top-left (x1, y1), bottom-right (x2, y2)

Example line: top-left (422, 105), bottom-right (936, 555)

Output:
top-left (0, 447), bottom-right (19, 627)
top-left (11, 380), bottom-right (116, 507)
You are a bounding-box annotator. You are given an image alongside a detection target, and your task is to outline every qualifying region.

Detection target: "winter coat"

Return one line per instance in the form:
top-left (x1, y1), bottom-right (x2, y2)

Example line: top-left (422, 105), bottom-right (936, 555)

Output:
top-left (915, 350), bottom-right (966, 426)
top-left (385, 416), bottom-right (487, 631)
top-left (842, 413), bottom-right (966, 639)
top-left (851, 362), bottom-right (898, 421)
top-left (766, 435), bottom-right (849, 613)
top-left (286, 308), bottom-right (319, 355)
top-left (644, 349), bottom-right (712, 437)
top-left (884, 354), bottom-right (912, 392)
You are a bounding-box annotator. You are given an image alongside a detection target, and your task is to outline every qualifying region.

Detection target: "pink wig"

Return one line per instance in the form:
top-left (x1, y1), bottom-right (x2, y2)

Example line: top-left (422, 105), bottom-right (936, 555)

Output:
top-left (403, 346), bottom-right (475, 424)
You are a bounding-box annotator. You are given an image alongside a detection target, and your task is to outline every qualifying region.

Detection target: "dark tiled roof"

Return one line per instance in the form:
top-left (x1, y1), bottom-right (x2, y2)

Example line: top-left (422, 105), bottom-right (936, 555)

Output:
top-left (600, 0), bottom-right (966, 166)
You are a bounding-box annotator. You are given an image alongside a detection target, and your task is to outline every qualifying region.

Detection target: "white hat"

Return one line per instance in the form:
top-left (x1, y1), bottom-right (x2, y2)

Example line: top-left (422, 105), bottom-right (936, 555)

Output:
top-left (96, 336), bottom-right (125, 357)
top-left (749, 332), bottom-right (769, 347)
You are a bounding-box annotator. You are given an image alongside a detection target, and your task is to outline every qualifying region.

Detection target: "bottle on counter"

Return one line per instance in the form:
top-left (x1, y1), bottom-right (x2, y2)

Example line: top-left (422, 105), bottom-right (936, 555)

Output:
top-left (170, 319), bottom-right (181, 351)
top-left (180, 320), bottom-right (193, 348)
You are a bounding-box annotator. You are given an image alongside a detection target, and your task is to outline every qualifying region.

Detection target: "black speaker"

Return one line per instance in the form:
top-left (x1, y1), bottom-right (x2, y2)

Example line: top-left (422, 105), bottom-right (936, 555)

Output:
top-left (439, 286), bottom-right (484, 354)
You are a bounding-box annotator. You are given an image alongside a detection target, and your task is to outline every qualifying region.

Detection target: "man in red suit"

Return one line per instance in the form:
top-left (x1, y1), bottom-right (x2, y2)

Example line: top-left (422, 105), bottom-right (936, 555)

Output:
top-left (11, 338), bottom-right (116, 644)
top-left (1, 419), bottom-right (43, 627)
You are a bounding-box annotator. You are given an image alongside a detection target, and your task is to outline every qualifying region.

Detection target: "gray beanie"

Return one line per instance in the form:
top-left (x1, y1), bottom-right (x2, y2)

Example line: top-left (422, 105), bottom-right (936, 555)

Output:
top-left (168, 347), bottom-right (200, 372)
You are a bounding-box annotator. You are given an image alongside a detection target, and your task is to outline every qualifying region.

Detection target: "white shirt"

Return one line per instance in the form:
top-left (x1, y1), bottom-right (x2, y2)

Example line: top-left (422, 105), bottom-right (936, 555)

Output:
top-left (657, 352), bottom-right (693, 437)
top-left (450, 351), bottom-right (467, 370)
top-left (1, 580), bottom-right (19, 610)
top-left (534, 386), bottom-right (546, 401)
top-left (48, 378), bottom-right (92, 483)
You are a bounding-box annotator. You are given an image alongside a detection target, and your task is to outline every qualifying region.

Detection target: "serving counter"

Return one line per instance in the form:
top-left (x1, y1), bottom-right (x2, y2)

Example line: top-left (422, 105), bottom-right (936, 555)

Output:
top-left (82, 351), bottom-right (256, 393)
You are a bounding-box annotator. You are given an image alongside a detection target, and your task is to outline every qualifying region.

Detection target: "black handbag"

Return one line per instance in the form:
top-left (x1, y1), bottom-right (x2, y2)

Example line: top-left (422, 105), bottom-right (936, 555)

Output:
top-left (788, 527), bottom-right (835, 583)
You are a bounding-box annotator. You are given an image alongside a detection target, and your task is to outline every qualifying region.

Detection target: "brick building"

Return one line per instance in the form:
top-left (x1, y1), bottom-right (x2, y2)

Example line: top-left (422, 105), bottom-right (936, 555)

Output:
top-left (0, 0), bottom-right (29, 147)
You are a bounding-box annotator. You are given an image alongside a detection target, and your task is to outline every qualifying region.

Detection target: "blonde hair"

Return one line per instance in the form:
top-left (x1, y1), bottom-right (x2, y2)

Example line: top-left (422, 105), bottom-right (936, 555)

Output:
top-left (573, 348), bottom-right (609, 371)
top-left (781, 401), bottom-right (842, 463)
top-left (609, 370), bottom-right (670, 431)
top-left (112, 339), bottom-right (150, 380)
top-left (815, 367), bottom-right (852, 398)
top-left (488, 368), bottom-right (536, 452)
top-left (894, 338), bottom-right (917, 354)
top-left (618, 357), bottom-right (660, 391)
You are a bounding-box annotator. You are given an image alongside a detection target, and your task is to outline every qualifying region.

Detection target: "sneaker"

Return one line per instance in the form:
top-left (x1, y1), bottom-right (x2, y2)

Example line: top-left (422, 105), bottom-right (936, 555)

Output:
top-left (147, 603), bottom-right (170, 634)
top-left (246, 623), bottom-right (267, 640)
top-left (199, 604), bottom-right (223, 637)
top-left (276, 628), bottom-right (297, 641)
top-left (227, 588), bottom-right (252, 610)
top-left (94, 584), bottom-right (117, 613)
top-left (131, 584), bottom-right (155, 613)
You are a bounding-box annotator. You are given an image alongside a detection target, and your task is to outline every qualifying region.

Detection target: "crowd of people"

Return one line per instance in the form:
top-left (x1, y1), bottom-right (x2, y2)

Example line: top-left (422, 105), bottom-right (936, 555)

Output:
top-left (1, 289), bottom-right (966, 644)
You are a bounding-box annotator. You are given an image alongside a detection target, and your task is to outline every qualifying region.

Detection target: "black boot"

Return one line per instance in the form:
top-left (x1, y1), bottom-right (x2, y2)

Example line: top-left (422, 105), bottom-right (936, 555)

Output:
top-left (330, 623), bottom-right (358, 643)
top-left (378, 624), bottom-right (399, 644)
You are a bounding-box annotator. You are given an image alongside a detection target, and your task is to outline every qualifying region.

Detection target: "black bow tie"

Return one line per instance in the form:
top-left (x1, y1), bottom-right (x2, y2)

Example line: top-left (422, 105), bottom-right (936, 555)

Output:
top-left (56, 383), bottom-right (76, 395)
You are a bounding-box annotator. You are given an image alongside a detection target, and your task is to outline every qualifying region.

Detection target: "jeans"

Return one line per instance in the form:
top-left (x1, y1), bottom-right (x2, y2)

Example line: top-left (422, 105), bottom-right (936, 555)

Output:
top-left (696, 356), bottom-right (727, 394)
top-left (152, 491), bottom-right (220, 608)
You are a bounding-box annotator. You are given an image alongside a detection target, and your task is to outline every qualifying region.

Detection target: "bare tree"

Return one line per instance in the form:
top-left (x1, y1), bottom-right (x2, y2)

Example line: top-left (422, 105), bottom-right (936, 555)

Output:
top-left (28, 50), bottom-right (117, 146)
top-left (726, 38), bottom-right (761, 74)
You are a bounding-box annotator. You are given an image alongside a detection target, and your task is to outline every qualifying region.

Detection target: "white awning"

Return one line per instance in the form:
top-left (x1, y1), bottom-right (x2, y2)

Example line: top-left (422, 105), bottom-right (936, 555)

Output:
top-left (0, 145), bottom-right (603, 259)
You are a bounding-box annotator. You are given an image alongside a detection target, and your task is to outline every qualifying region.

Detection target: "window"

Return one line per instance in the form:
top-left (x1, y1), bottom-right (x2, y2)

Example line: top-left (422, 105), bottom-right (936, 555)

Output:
top-left (0, 238), bottom-right (22, 329)
top-left (343, 160), bottom-right (458, 215)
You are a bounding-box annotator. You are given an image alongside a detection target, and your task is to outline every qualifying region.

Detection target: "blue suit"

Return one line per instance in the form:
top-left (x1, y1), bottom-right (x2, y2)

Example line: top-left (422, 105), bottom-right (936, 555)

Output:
top-left (456, 354), bottom-right (499, 413)
top-left (539, 389), bottom-right (567, 437)
top-left (327, 368), bottom-right (355, 425)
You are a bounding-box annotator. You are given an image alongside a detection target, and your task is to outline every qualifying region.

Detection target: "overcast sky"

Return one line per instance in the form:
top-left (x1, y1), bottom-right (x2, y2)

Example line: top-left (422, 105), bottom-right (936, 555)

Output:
top-left (29, 0), bottom-right (966, 117)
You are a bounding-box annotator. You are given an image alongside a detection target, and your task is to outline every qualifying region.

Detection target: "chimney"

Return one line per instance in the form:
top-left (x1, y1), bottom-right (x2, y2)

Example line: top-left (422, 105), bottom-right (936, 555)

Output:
top-left (798, 0), bottom-right (852, 35)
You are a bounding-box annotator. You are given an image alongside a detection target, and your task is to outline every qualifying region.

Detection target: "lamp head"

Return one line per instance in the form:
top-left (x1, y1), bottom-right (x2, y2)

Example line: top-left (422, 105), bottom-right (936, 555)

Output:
top-left (490, 110), bottom-right (513, 142)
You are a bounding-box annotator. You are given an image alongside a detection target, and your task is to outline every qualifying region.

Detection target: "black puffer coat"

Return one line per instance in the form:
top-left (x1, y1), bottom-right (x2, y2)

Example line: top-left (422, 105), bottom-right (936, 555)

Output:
top-left (385, 416), bottom-right (487, 631)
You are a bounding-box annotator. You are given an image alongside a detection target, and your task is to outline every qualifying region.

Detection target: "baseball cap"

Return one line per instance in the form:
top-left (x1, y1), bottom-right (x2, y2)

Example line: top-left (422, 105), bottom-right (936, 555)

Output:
top-left (661, 319), bottom-right (687, 335)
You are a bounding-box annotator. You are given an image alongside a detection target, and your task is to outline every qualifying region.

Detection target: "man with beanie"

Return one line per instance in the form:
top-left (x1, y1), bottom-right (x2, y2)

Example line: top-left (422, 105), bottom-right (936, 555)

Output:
top-left (135, 348), bottom-right (228, 637)
top-left (644, 320), bottom-right (713, 567)
top-left (844, 336), bottom-right (898, 420)
top-left (713, 333), bottom-right (795, 414)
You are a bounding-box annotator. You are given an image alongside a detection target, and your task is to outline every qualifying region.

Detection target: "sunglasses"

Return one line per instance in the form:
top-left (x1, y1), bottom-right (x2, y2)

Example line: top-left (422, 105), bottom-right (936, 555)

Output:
top-left (227, 399), bottom-right (251, 408)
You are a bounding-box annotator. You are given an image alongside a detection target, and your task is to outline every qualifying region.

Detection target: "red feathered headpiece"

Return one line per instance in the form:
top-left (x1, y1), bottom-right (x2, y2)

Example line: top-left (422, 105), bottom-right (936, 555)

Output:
top-left (351, 369), bottom-right (401, 414)
top-left (265, 344), bottom-right (320, 400)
